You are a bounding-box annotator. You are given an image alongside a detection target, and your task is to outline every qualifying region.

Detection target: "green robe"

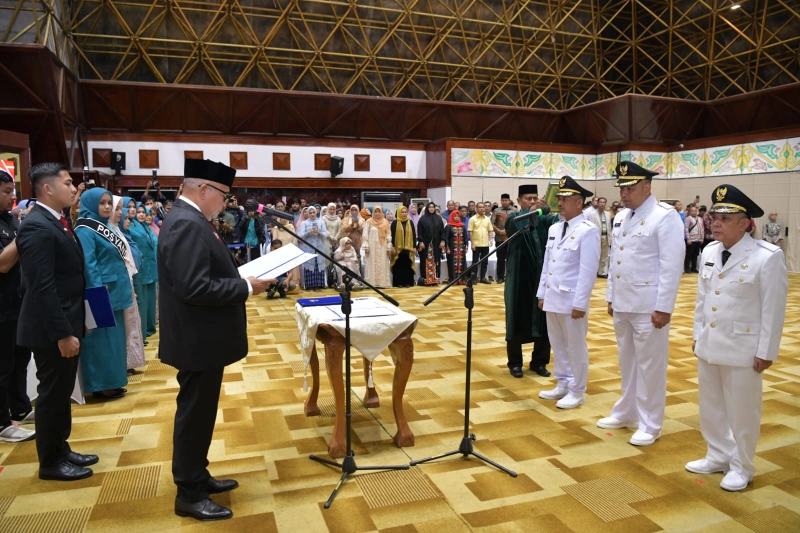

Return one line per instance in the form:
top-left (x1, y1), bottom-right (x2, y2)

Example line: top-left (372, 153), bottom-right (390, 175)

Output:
top-left (504, 209), bottom-right (559, 341)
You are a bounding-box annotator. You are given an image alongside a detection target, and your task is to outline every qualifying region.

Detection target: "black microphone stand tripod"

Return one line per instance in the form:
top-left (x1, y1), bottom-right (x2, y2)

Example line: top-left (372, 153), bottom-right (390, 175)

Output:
top-left (409, 211), bottom-right (547, 475)
top-left (265, 216), bottom-right (409, 509)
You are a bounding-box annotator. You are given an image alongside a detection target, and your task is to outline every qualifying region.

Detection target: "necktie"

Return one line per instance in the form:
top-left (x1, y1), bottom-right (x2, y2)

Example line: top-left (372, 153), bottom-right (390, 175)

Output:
top-left (59, 216), bottom-right (75, 238)
top-left (722, 250), bottom-right (731, 266)
top-left (561, 221), bottom-right (568, 240)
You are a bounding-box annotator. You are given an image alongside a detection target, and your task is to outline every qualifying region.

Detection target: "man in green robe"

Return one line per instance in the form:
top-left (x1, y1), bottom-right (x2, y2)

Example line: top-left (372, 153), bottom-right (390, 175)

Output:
top-left (504, 184), bottom-right (559, 378)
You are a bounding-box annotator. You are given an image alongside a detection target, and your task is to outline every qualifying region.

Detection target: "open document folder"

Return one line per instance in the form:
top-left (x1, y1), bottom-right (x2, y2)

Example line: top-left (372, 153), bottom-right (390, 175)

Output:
top-left (237, 242), bottom-right (317, 280)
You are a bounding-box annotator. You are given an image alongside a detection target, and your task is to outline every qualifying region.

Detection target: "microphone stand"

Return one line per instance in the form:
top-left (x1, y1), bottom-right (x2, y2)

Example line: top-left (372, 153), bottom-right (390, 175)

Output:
top-left (265, 216), bottom-right (409, 509)
top-left (409, 212), bottom-right (547, 476)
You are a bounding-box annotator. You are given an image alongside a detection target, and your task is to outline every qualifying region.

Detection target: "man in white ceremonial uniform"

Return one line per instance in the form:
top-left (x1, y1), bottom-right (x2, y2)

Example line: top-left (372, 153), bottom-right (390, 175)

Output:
top-left (537, 176), bottom-right (600, 409)
top-left (590, 197), bottom-right (612, 278)
top-left (599, 161), bottom-right (685, 446)
top-left (686, 185), bottom-right (787, 492)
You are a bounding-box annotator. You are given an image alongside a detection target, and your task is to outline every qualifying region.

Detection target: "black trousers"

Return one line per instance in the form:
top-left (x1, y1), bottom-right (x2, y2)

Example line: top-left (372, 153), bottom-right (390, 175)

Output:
top-left (32, 343), bottom-right (79, 467)
top-left (173, 366), bottom-right (224, 503)
top-left (685, 241), bottom-right (701, 271)
top-left (0, 320), bottom-right (32, 427)
top-left (506, 336), bottom-right (551, 369)
top-left (495, 241), bottom-right (507, 280)
top-left (472, 246), bottom-right (489, 279)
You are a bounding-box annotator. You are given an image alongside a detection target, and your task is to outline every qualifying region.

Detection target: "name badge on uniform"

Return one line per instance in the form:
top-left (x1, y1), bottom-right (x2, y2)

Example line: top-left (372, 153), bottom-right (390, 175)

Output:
top-left (705, 261), bottom-right (714, 267)
top-left (549, 236), bottom-right (555, 240)
top-left (614, 222), bottom-right (621, 227)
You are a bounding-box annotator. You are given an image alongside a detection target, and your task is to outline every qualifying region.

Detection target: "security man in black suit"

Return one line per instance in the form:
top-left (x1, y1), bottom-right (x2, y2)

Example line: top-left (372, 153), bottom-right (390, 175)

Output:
top-left (158, 159), bottom-right (272, 521)
top-left (16, 162), bottom-right (98, 480)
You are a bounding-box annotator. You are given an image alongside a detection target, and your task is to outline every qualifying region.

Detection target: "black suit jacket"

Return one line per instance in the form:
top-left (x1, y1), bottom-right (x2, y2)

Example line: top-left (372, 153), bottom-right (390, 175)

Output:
top-left (158, 199), bottom-right (250, 371)
top-left (16, 204), bottom-right (86, 348)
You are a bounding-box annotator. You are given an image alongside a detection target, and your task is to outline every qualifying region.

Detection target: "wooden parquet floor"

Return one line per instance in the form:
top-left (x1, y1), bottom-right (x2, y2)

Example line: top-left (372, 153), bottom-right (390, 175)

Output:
top-left (1, 274), bottom-right (799, 532)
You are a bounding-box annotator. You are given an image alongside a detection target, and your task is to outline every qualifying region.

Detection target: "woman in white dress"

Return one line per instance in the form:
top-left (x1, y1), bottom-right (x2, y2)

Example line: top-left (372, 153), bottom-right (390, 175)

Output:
top-left (362, 206), bottom-right (392, 288)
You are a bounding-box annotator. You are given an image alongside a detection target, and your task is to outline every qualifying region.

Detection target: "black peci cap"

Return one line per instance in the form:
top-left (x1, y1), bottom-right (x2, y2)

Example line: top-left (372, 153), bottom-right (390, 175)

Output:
top-left (518, 184), bottom-right (538, 196)
top-left (184, 158), bottom-right (236, 187)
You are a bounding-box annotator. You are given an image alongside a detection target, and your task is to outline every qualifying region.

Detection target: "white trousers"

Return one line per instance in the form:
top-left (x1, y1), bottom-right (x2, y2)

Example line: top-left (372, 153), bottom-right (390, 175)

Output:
top-left (546, 311), bottom-right (589, 395)
top-left (598, 238), bottom-right (609, 276)
top-left (610, 312), bottom-right (670, 435)
top-left (697, 357), bottom-right (763, 477)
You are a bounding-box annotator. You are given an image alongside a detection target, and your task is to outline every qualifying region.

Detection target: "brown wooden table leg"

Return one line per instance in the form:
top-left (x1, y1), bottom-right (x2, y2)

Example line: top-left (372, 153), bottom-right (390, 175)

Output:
top-left (363, 355), bottom-right (380, 408)
top-left (303, 344), bottom-right (321, 417)
top-left (387, 324), bottom-right (415, 448)
top-left (318, 325), bottom-right (347, 459)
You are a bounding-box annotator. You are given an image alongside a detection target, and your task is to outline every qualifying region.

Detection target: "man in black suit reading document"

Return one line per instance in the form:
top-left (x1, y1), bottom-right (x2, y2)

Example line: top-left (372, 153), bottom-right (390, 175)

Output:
top-left (158, 158), bottom-right (273, 521)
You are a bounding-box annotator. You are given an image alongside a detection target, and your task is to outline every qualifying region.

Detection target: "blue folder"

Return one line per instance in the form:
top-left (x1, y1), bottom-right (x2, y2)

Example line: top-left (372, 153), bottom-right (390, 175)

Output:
top-left (84, 286), bottom-right (116, 329)
top-left (297, 296), bottom-right (349, 307)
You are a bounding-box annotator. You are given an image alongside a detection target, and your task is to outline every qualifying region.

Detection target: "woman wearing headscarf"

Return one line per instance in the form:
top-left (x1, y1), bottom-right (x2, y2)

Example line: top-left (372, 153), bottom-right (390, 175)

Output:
top-left (362, 206), bottom-right (392, 287)
top-left (146, 207), bottom-right (160, 237)
top-left (111, 196), bottom-right (146, 373)
top-left (385, 209), bottom-right (395, 223)
top-left (408, 203), bottom-right (420, 232)
top-left (73, 188), bottom-right (133, 399)
top-left (390, 206), bottom-right (417, 287)
top-left (322, 201), bottom-right (342, 273)
top-left (446, 209), bottom-right (468, 285)
top-left (270, 219), bottom-right (301, 291)
top-left (360, 206), bottom-right (371, 220)
top-left (128, 204), bottom-right (158, 338)
top-left (333, 237), bottom-right (363, 290)
top-left (299, 206), bottom-right (328, 291)
top-left (342, 204), bottom-right (365, 258)
top-left (416, 202), bottom-right (446, 285)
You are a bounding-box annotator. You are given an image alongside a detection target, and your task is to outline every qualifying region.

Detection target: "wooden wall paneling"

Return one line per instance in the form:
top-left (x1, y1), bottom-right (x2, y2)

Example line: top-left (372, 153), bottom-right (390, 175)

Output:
top-left (81, 84), bottom-right (133, 131)
top-left (273, 152), bottom-right (291, 170)
top-left (113, 176), bottom-right (426, 190)
top-left (425, 139), bottom-right (449, 188)
top-left (0, 129), bottom-right (31, 198)
top-left (139, 149), bottom-right (159, 168)
top-left (93, 148), bottom-right (112, 167)
top-left (184, 150), bottom-right (204, 160)
top-left (391, 156), bottom-right (406, 172)
top-left (314, 153), bottom-right (331, 171)
top-left (354, 154), bottom-right (370, 171)
top-left (230, 151), bottom-right (248, 169)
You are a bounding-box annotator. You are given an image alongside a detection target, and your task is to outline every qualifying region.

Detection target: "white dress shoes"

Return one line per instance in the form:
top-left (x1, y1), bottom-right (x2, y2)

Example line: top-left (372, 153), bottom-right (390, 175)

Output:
top-left (597, 417), bottom-right (638, 429)
top-left (629, 429), bottom-right (660, 446)
top-left (685, 458), bottom-right (729, 475)
top-left (556, 393), bottom-right (585, 409)
top-left (720, 471), bottom-right (752, 492)
top-left (539, 387), bottom-right (568, 400)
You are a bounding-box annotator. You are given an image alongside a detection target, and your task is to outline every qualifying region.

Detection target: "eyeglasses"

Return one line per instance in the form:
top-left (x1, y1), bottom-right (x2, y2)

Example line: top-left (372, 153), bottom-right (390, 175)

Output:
top-left (200, 182), bottom-right (230, 199)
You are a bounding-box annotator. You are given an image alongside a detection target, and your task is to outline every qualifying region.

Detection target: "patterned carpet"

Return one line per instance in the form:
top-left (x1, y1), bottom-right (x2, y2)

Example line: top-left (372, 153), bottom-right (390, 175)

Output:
top-left (1, 274), bottom-right (799, 533)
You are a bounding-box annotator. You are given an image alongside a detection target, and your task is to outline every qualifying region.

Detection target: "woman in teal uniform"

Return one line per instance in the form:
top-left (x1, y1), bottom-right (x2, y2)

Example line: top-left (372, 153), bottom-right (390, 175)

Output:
top-left (128, 204), bottom-right (158, 338)
top-left (73, 188), bottom-right (133, 398)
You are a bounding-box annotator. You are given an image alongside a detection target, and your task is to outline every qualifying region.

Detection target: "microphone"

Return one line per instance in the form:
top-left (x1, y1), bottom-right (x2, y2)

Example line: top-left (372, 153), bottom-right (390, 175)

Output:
top-left (260, 205), bottom-right (294, 221)
top-left (514, 205), bottom-right (551, 223)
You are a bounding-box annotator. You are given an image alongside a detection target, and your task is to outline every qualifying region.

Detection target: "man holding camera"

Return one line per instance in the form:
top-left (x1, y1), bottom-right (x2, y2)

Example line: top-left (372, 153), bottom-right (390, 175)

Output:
top-left (158, 158), bottom-right (274, 521)
top-left (142, 173), bottom-right (167, 204)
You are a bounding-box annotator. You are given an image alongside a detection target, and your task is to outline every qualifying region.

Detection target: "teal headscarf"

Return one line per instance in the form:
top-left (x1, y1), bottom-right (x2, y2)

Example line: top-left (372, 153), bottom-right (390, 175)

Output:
top-left (79, 187), bottom-right (113, 223)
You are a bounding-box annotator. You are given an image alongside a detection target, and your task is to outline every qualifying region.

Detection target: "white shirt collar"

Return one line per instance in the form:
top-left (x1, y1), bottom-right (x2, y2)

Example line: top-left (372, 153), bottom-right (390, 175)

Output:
top-left (37, 202), bottom-right (66, 221)
top-left (179, 196), bottom-right (205, 217)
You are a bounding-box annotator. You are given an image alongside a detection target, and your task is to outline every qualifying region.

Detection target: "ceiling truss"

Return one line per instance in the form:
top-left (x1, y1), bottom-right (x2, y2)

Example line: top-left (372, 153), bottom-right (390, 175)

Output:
top-left (1, 0), bottom-right (799, 110)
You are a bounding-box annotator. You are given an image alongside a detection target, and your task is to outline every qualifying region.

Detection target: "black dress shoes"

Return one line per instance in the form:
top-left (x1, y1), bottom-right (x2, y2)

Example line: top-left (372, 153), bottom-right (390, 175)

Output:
top-left (175, 498), bottom-right (233, 521)
top-left (66, 451), bottom-right (99, 467)
top-left (531, 365), bottom-right (551, 377)
top-left (39, 461), bottom-right (93, 481)
top-left (509, 366), bottom-right (524, 378)
top-left (208, 477), bottom-right (239, 494)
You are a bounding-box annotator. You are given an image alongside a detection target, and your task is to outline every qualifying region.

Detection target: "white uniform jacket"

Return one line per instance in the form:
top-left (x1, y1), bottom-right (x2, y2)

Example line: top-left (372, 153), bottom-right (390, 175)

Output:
top-left (537, 218), bottom-right (600, 313)
top-left (693, 235), bottom-right (787, 367)
top-left (605, 195), bottom-right (685, 314)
